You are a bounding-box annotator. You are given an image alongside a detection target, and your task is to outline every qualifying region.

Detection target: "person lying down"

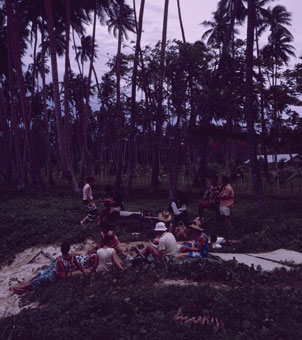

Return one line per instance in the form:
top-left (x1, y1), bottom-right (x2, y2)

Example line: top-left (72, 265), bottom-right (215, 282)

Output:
top-left (11, 241), bottom-right (98, 295)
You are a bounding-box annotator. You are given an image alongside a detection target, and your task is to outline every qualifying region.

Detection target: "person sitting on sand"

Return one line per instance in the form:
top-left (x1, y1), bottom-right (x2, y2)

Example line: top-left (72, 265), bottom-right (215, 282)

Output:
top-left (98, 222), bottom-right (120, 250)
top-left (11, 241), bottom-right (86, 295)
top-left (97, 185), bottom-right (124, 224)
top-left (72, 241), bottom-right (99, 273)
top-left (96, 234), bottom-right (123, 272)
top-left (168, 190), bottom-right (189, 234)
top-left (139, 222), bottom-right (179, 259)
top-left (97, 185), bottom-right (142, 224)
top-left (177, 218), bottom-right (209, 259)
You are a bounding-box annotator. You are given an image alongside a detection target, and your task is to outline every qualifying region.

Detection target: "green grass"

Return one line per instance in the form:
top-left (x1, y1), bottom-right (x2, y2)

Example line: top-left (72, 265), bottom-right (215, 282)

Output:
top-left (1, 259), bottom-right (302, 339)
top-left (1, 183), bottom-right (302, 338)
top-left (1, 182), bottom-right (302, 266)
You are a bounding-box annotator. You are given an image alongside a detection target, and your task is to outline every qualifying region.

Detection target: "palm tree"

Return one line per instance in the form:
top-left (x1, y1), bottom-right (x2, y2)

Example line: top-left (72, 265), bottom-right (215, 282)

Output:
top-left (201, 10), bottom-right (230, 53)
top-left (245, 0), bottom-right (266, 210)
top-left (44, 0), bottom-right (79, 191)
top-left (107, 0), bottom-right (135, 190)
top-left (6, 0), bottom-right (42, 187)
top-left (126, 0), bottom-right (145, 196)
top-left (254, 0), bottom-right (275, 180)
top-left (0, 86), bottom-right (12, 182)
top-left (215, 0), bottom-right (246, 72)
top-left (177, 0), bottom-right (186, 43)
top-left (261, 5), bottom-right (295, 86)
top-left (261, 5), bottom-right (295, 171)
top-left (150, 0), bottom-right (169, 194)
top-left (40, 27), bottom-right (54, 185)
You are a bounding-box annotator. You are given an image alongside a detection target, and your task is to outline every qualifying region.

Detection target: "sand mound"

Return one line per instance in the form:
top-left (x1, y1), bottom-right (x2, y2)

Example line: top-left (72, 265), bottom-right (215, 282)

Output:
top-left (0, 240), bottom-right (149, 319)
top-left (0, 242), bottom-right (90, 319)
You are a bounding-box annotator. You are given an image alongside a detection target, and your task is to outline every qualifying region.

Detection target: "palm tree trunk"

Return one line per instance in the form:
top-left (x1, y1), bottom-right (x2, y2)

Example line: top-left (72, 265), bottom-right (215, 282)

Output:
top-left (6, 0), bottom-right (42, 187)
top-left (246, 0), bottom-right (266, 210)
top-left (7, 44), bottom-right (25, 189)
top-left (41, 27), bottom-right (54, 185)
top-left (44, 0), bottom-right (79, 192)
top-left (64, 0), bottom-right (74, 180)
top-left (177, 0), bottom-right (186, 43)
top-left (114, 1), bottom-right (125, 191)
top-left (126, 0), bottom-right (145, 196)
top-left (80, 6), bottom-right (97, 182)
top-left (0, 87), bottom-right (12, 182)
top-left (255, 22), bottom-right (269, 181)
top-left (151, 0), bottom-right (169, 193)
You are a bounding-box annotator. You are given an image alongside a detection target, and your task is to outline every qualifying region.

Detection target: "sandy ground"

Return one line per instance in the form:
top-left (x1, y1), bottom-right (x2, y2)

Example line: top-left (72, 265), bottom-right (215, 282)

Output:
top-left (0, 245), bottom-right (61, 319)
top-left (0, 241), bottom-right (150, 319)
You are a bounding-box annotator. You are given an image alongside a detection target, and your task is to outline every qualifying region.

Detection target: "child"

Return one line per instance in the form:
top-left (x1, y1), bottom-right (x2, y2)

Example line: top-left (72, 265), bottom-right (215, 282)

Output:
top-left (80, 202), bottom-right (97, 225)
top-left (98, 222), bottom-right (120, 250)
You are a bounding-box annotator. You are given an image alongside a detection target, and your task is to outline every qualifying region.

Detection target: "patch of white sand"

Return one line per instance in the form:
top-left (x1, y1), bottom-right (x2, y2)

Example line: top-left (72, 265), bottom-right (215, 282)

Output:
top-left (0, 243), bottom-right (83, 319)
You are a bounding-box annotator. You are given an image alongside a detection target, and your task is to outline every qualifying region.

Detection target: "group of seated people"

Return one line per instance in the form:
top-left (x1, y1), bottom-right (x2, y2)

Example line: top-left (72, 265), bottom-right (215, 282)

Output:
top-left (11, 178), bottom-right (232, 296)
top-left (11, 226), bottom-right (123, 296)
top-left (81, 174), bottom-right (234, 230)
top-left (12, 216), bottom-right (218, 296)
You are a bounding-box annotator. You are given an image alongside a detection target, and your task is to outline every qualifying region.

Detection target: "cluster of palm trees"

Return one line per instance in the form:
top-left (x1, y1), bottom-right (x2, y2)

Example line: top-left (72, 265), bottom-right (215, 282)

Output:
top-left (0, 0), bottom-right (301, 207)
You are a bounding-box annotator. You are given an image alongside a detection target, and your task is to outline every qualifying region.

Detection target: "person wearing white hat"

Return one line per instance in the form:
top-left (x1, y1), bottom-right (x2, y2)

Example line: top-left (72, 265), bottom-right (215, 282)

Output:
top-left (140, 222), bottom-right (179, 258)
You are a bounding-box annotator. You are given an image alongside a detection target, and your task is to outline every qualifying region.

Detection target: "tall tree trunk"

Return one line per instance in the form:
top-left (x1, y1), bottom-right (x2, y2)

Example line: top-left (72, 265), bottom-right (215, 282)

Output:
top-left (177, 0), bottom-right (186, 43)
top-left (114, 1), bottom-right (125, 191)
top-left (126, 0), bottom-right (145, 196)
top-left (64, 0), bottom-right (74, 181)
top-left (255, 25), bottom-right (269, 181)
top-left (219, 0), bottom-right (240, 73)
top-left (44, 0), bottom-right (79, 192)
top-left (150, 0), bottom-right (169, 193)
top-left (7, 45), bottom-right (25, 189)
top-left (80, 7), bottom-right (97, 183)
top-left (0, 87), bottom-right (12, 182)
top-left (41, 27), bottom-right (54, 185)
top-left (245, 0), bottom-right (266, 210)
top-left (6, 0), bottom-right (42, 187)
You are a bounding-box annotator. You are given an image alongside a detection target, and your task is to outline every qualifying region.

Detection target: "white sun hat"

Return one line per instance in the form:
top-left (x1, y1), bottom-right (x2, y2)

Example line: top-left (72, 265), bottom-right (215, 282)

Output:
top-left (154, 222), bottom-right (167, 232)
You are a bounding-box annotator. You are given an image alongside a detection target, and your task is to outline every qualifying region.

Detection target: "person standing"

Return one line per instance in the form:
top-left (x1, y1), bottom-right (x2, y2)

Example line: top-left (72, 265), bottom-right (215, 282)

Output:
top-left (80, 177), bottom-right (96, 225)
top-left (219, 176), bottom-right (234, 226)
top-left (198, 175), bottom-right (221, 221)
top-left (83, 177), bottom-right (95, 205)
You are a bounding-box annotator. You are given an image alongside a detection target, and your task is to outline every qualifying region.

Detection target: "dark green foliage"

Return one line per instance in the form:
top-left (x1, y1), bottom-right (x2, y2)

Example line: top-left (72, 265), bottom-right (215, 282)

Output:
top-left (1, 260), bottom-right (302, 339)
top-left (1, 185), bottom-right (302, 338)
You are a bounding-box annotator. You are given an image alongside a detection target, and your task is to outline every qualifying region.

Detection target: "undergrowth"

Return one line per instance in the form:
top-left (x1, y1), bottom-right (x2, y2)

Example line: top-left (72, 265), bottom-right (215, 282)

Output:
top-left (1, 184), bottom-right (302, 338)
top-left (0, 184), bottom-right (302, 266)
top-left (1, 259), bottom-right (302, 339)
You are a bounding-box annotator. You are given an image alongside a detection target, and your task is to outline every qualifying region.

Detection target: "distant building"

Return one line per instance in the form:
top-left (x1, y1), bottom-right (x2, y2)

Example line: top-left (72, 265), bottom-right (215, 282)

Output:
top-left (245, 154), bottom-right (302, 167)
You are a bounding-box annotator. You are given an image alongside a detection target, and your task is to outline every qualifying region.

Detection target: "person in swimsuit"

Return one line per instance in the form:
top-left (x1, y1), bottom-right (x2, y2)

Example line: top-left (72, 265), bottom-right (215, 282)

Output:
top-left (177, 218), bottom-right (209, 258)
top-left (11, 242), bottom-right (86, 295)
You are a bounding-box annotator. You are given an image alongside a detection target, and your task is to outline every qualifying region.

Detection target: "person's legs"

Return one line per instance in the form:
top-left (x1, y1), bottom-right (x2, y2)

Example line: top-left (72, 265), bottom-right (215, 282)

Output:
top-left (176, 252), bottom-right (190, 258)
top-left (97, 207), bottom-right (110, 225)
top-left (119, 210), bottom-right (141, 217)
top-left (213, 203), bottom-right (221, 222)
top-left (80, 216), bottom-right (89, 225)
top-left (220, 206), bottom-right (232, 237)
top-left (141, 243), bottom-right (162, 258)
top-left (198, 200), bottom-right (211, 219)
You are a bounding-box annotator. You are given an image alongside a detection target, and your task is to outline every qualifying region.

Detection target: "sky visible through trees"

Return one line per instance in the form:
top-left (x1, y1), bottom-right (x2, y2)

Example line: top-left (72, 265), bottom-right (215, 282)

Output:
top-left (0, 0), bottom-right (302, 205)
